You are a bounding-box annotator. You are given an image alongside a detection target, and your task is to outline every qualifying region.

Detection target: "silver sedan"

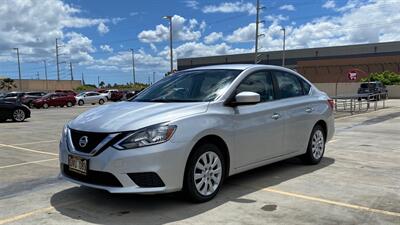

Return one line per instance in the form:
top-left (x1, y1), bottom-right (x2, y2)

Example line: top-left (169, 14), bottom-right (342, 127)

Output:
top-left (60, 64), bottom-right (334, 202)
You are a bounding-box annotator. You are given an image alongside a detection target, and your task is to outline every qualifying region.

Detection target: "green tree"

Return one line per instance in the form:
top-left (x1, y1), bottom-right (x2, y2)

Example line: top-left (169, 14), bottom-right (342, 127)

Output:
top-left (0, 78), bottom-right (17, 90)
top-left (361, 71), bottom-right (400, 85)
top-left (99, 81), bottom-right (105, 88)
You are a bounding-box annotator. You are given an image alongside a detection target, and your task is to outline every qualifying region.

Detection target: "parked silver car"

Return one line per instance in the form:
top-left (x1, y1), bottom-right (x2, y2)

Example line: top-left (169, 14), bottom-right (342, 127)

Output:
top-left (75, 92), bottom-right (106, 106)
top-left (60, 64), bottom-right (334, 202)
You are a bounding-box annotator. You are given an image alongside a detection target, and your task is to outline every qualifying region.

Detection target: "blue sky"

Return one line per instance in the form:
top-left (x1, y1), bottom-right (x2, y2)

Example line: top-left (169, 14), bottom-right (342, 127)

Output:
top-left (0, 0), bottom-right (399, 86)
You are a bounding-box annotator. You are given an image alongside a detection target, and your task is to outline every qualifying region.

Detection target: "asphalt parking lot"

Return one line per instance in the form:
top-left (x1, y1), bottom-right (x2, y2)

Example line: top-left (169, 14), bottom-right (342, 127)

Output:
top-left (0, 101), bottom-right (399, 225)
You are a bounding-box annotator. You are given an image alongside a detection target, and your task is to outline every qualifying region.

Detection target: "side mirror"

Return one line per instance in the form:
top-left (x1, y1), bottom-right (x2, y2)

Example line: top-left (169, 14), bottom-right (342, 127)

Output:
top-left (231, 91), bottom-right (260, 106)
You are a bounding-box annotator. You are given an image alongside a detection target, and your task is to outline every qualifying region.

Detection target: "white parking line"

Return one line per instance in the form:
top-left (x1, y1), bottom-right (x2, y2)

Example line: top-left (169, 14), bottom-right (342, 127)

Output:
top-left (0, 144), bottom-right (58, 156)
top-left (12, 140), bottom-right (58, 146)
top-left (263, 188), bottom-right (400, 217)
top-left (0, 158), bottom-right (58, 169)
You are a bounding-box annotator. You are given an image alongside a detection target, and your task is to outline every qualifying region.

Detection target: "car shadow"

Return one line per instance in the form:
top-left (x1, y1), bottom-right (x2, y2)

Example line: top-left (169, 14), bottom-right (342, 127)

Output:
top-left (51, 157), bottom-right (335, 225)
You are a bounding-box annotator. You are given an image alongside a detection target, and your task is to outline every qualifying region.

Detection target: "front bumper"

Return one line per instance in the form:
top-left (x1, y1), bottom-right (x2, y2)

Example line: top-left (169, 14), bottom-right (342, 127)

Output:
top-left (59, 138), bottom-right (189, 194)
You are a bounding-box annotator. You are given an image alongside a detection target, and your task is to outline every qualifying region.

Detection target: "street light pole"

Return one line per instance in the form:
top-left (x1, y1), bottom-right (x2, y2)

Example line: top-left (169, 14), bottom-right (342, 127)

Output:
top-left (163, 15), bottom-right (173, 74)
top-left (129, 49), bottom-right (136, 84)
top-left (13, 48), bottom-right (22, 91)
top-left (43, 60), bottom-right (48, 91)
top-left (281, 27), bottom-right (286, 67)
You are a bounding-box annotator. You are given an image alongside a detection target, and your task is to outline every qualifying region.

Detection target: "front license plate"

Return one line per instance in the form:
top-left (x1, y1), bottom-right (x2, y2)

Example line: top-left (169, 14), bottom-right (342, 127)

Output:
top-left (68, 155), bottom-right (88, 175)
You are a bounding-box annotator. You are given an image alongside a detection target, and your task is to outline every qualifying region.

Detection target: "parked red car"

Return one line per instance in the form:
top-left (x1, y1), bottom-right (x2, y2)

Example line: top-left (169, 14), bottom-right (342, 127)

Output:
top-left (55, 90), bottom-right (77, 96)
top-left (110, 90), bottom-right (124, 101)
top-left (32, 93), bottom-right (76, 109)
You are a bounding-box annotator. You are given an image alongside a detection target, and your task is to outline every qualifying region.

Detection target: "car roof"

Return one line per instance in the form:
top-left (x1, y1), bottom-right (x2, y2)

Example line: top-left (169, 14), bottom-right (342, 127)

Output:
top-left (183, 64), bottom-right (289, 71)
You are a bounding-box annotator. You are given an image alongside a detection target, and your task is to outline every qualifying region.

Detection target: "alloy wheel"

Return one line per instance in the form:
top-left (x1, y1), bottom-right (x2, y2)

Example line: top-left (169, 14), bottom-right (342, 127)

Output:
top-left (13, 109), bottom-right (25, 122)
top-left (193, 151), bottom-right (222, 196)
top-left (311, 130), bottom-right (324, 159)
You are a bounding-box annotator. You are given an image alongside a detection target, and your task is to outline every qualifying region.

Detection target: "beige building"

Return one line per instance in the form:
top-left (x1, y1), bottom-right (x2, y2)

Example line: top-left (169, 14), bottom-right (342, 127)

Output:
top-left (0, 78), bottom-right (82, 92)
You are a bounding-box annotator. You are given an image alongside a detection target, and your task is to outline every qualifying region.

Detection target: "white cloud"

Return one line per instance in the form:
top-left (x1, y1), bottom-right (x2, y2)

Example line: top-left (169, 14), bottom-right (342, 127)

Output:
top-left (279, 4), bottom-right (295, 11)
top-left (150, 43), bottom-right (158, 52)
top-left (100, 45), bottom-right (113, 52)
top-left (322, 0), bottom-right (336, 9)
top-left (0, 0), bottom-right (107, 63)
top-left (204, 32), bottom-right (223, 44)
top-left (97, 22), bottom-right (109, 35)
top-left (111, 17), bottom-right (125, 24)
top-left (129, 12), bottom-right (139, 16)
top-left (202, 1), bottom-right (256, 15)
top-left (137, 15), bottom-right (202, 43)
top-left (225, 0), bottom-right (400, 51)
top-left (91, 49), bottom-right (169, 73)
top-left (226, 23), bottom-right (258, 43)
top-left (160, 42), bottom-right (250, 60)
top-left (184, 0), bottom-right (199, 9)
top-left (63, 32), bottom-right (96, 64)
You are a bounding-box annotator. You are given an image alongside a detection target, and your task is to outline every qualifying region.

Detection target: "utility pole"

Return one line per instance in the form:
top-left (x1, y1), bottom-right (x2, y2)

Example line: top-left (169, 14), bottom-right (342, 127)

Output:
top-left (69, 62), bottom-right (74, 80)
top-left (281, 27), bottom-right (286, 67)
top-left (254, 0), bottom-right (264, 64)
top-left (153, 71), bottom-right (156, 84)
top-left (148, 75), bottom-right (151, 85)
top-left (43, 60), bottom-right (48, 90)
top-left (129, 49), bottom-right (136, 84)
top-left (163, 15), bottom-right (173, 74)
top-left (55, 38), bottom-right (60, 81)
top-left (97, 75), bottom-right (100, 87)
top-left (81, 72), bottom-right (85, 85)
top-left (13, 48), bottom-right (22, 91)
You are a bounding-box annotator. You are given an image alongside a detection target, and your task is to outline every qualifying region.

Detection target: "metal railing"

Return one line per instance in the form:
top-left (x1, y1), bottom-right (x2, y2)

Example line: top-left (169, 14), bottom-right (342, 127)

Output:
top-left (332, 93), bottom-right (388, 114)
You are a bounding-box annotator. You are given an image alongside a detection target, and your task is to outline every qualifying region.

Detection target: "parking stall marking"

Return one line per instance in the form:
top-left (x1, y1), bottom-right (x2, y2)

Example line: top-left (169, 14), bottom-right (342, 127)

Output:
top-left (12, 140), bottom-right (58, 146)
top-left (0, 144), bottom-right (58, 156)
top-left (0, 158), bottom-right (58, 169)
top-left (0, 200), bottom-right (82, 225)
top-left (263, 188), bottom-right (400, 217)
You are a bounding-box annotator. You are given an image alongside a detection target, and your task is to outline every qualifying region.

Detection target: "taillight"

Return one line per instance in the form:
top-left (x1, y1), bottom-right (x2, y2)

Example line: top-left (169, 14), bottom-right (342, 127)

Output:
top-left (327, 99), bottom-right (335, 109)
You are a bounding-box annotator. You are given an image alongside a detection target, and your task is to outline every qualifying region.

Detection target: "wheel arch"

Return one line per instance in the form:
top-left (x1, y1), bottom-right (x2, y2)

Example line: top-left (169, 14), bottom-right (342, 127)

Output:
top-left (315, 120), bottom-right (327, 139)
top-left (185, 134), bottom-right (231, 180)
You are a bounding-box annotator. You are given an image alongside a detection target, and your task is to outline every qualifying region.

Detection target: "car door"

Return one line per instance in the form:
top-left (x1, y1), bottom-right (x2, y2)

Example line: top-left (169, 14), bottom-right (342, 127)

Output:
top-left (271, 70), bottom-right (316, 155)
top-left (232, 71), bottom-right (285, 168)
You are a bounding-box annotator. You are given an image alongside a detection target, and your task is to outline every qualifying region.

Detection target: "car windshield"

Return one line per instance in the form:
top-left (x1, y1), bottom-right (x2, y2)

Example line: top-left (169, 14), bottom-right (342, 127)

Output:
top-left (132, 69), bottom-right (242, 102)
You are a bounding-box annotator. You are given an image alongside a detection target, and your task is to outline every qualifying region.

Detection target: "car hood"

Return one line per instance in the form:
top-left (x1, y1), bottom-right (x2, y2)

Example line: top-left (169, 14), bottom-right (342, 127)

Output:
top-left (68, 101), bottom-right (209, 132)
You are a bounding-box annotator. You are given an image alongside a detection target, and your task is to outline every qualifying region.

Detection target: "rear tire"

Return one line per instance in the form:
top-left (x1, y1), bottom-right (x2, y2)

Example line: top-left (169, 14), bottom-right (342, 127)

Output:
top-left (78, 100), bottom-right (84, 106)
top-left (43, 103), bottom-right (49, 109)
top-left (183, 143), bottom-right (225, 203)
top-left (66, 101), bottom-right (73, 107)
top-left (99, 99), bottom-right (105, 105)
top-left (12, 109), bottom-right (26, 122)
top-left (301, 124), bottom-right (325, 165)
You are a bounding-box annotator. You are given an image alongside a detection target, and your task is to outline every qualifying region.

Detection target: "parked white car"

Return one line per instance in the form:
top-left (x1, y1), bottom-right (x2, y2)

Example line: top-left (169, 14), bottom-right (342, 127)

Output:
top-left (75, 92), bottom-right (106, 106)
top-left (99, 89), bottom-right (118, 100)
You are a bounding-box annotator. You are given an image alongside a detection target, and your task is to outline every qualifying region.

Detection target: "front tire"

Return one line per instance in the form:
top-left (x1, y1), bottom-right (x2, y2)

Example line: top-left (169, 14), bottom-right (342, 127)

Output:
top-left (184, 143), bottom-right (225, 203)
top-left (78, 100), bottom-right (84, 106)
top-left (12, 109), bottom-right (26, 122)
top-left (99, 99), bottom-right (105, 105)
top-left (43, 103), bottom-right (49, 109)
top-left (66, 101), bottom-right (73, 107)
top-left (301, 124), bottom-right (325, 165)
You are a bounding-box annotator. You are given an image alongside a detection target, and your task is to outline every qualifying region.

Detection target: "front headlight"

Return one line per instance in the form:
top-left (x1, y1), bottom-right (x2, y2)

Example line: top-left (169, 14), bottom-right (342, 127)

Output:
top-left (114, 124), bottom-right (177, 150)
top-left (61, 124), bottom-right (68, 143)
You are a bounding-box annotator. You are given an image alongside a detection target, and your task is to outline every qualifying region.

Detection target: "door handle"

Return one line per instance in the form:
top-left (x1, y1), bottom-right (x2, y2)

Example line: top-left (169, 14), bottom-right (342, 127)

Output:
top-left (305, 107), bottom-right (314, 113)
top-left (271, 113), bottom-right (281, 120)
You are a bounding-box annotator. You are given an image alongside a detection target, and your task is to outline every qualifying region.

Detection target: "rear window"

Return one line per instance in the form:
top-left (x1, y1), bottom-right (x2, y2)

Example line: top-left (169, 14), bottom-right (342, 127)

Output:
top-left (361, 83), bottom-right (376, 88)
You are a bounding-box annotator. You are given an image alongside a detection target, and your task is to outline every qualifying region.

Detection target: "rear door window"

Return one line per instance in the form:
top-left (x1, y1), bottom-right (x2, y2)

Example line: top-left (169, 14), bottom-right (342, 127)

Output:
top-left (272, 71), bottom-right (304, 99)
